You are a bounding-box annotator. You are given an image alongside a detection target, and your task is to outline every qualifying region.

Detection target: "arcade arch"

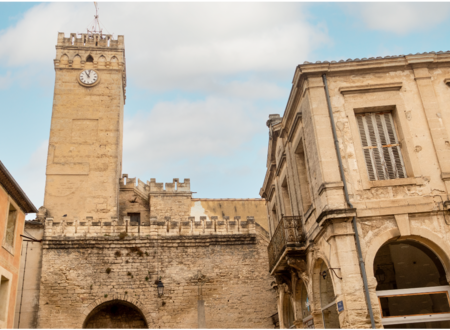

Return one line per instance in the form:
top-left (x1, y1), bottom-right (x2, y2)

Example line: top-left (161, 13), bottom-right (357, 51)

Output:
top-left (293, 279), bottom-right (312, 328)
top-left (374, 239), bottom-right (450, 328)
top-left (313, 258), bottom-right (340, 329)
top-left (83, 300), bottom-right (148, 329)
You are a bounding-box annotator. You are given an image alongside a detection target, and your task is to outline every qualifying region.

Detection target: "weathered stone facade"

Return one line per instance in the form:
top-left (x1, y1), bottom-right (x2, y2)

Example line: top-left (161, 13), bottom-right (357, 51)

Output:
top-left (261, 53), bottom-right (450, 328)
top-left (15, 32), bottom-right (277, 329)
top-left (37, 227), bottom-right (274, 328)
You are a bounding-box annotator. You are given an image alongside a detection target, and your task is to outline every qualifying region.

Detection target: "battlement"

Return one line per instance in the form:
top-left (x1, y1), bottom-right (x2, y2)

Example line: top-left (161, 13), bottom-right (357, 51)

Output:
top-left (57, 32), bottom-right (124, 49)
top-left (119, 175), bottom-right (191, 194)
top-left (149, 178), bottom-right (191, 193)
top-left (43, 215), bottom-right (256, 239)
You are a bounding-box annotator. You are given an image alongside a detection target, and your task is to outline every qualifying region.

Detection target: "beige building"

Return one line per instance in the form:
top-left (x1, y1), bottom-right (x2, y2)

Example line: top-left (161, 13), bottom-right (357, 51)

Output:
top-left (0, 161), bottom-right (37, 329)
top-left (260, 52), bottom-right (450, 328)
top-left (16, 32), bottom-right (278, 329)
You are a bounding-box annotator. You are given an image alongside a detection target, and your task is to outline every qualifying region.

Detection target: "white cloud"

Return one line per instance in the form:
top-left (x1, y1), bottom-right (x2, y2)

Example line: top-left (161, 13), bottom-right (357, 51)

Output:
top-left (349, 3), bottom-right (450, 35)
top-left (123, 96), bottom-right (270, 176)
top-left (0, 3), bottom-right (329, 95)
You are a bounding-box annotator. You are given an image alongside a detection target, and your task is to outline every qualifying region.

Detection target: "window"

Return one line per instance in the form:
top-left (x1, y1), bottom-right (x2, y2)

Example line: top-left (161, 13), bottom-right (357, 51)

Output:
top-left (356, 112), bottom-right (406, 181)
top-left (375, 240), bottom-right (450, 328)
top-left (3, 203), bottom-right (17, 251)
top-left (128, 213), bottom-right (140, 225)
top-left (0, 275), bottom-right (10, 322)
top-left (294, 142), bottom-right (312, 214)
top-left (281, 179), bottom-right (292, 216)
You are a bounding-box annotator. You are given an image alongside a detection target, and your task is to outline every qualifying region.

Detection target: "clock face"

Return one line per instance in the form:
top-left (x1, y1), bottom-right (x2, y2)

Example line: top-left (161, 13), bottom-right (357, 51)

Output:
top-left (79, 70), bottom-right (98, 85)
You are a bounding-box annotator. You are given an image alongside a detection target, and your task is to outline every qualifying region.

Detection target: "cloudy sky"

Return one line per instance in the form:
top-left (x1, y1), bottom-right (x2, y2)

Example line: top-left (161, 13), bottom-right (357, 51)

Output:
top-left (1, 2), bottom-right (449, 217)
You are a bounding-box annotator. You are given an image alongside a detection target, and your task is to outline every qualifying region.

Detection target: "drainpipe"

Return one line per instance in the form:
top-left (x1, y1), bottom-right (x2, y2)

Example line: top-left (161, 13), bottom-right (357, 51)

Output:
top-left (322, 74), bottom-right (376, 329)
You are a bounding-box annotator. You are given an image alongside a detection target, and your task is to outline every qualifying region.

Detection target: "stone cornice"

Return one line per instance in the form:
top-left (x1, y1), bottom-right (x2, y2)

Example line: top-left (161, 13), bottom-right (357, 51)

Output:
top-left (339, 82), bottom-right (403, 95)
top-left (42, 234), bottom-right (257, 249)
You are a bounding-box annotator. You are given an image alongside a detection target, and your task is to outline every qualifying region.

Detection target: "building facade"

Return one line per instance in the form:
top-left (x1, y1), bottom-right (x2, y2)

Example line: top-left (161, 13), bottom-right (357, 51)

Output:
top-left (260, 52), bottom-right (450, 329)
top-left (0, 161), bottom-right (37, 328)
top-left (17, 32), bottom-right (278, 329)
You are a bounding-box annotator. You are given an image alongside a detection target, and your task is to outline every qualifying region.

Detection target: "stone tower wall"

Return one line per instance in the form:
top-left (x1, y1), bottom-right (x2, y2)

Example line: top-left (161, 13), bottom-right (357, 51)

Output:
top-left (43, 32), bottom-right (126, 222)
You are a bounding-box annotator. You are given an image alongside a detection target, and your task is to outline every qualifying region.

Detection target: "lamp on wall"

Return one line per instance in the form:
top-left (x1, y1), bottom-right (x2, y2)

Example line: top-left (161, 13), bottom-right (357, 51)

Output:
top-left (157, 279), bottom-right (164, 297)
top-left (321, 270), bottom-right (327, 280)
top-left (375, 266), bottom-right (386, 284)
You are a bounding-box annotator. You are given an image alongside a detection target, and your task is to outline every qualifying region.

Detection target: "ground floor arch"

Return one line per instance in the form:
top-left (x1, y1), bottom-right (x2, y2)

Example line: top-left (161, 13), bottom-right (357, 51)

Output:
top-left (83, 300), bottom-right (148, 329)
top-left (374, 238), bottom-right (450, 328)
top-left (312, 258), bottom-right (340, 329)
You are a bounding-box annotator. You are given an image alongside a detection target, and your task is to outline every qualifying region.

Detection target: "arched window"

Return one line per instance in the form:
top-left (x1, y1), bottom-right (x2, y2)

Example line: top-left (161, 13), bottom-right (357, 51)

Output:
top-left (73, 55), bottom-right (81, 68)
top-left (60, 54), bottom-right (69, 65)
top-left (374, 239), bottom-right (450, 328)
top-left (86, 55), bottom-right (94, 63)
top-left (318, 259), bottom-right (340, 328)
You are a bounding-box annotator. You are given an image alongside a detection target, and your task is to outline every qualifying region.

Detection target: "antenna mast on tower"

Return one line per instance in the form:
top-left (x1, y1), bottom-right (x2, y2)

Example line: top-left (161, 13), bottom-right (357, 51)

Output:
top-left (86, 2), bottom-right (112, 37)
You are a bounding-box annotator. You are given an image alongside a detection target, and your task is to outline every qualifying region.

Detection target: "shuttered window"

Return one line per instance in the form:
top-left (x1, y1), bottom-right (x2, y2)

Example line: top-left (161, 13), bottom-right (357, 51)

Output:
top-left (356, 112), bottom-right (406, 181)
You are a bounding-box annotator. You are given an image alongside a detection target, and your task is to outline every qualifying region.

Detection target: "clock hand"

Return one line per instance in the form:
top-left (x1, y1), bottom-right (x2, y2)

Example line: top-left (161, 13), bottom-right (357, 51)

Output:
top-left (86, 71), bottom-right (90, 78)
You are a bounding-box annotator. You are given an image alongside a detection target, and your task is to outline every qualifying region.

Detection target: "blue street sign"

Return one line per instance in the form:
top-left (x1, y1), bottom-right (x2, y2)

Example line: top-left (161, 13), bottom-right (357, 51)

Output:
top-left (337, 301), bottom-right (344, 312)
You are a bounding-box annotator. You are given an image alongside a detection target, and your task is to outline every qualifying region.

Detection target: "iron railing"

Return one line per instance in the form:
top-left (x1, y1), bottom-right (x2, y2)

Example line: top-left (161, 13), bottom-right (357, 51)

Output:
top-left (268, 216), bottom-right (306, 272)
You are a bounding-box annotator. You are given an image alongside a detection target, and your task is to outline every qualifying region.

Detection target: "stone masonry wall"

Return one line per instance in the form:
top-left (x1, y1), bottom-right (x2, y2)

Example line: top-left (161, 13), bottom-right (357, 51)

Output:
top-left (37, 225), bottom-right (277, 329)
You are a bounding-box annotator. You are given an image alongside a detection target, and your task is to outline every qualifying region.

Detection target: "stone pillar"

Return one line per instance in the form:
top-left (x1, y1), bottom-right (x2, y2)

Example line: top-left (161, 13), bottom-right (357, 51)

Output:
top-left (330, 222), bottom-right (382, 328)
top-left (410, 60), bottom-right (450, 192)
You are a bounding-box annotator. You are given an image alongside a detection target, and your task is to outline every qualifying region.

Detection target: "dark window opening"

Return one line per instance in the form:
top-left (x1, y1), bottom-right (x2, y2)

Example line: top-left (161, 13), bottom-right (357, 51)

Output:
top-left (294, 141), bottom-right (312, 214)
top-left (86, 55), bottom-right (94, 62)
top-left (128, 213), bottom-right (140, 225)
top-left (281, 179), bottom-right (292, 216)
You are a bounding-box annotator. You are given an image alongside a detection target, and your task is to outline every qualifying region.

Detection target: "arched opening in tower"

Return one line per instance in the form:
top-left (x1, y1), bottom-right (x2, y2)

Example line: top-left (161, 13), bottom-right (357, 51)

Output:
top-left (83, 300), bottom-right (148, 329)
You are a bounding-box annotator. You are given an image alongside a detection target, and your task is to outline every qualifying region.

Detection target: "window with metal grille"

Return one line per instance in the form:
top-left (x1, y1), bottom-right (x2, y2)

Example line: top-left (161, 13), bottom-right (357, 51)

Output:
top-left (356, 112), bottom-right (406, 181)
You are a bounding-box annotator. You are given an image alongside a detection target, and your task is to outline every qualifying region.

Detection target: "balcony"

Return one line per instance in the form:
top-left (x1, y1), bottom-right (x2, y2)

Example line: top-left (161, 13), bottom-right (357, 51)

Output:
top-left (268, 216), bottom-right (306, 274)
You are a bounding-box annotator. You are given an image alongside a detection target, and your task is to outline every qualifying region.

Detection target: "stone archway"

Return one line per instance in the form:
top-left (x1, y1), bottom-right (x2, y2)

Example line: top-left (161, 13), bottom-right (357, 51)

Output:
top-left (83, 300), bottom-right (148, 329)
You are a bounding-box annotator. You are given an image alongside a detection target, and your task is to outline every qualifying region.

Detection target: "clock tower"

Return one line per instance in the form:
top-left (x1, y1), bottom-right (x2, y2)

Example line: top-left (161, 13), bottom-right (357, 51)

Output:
top-left (43, 32), bottom-right (126, 222)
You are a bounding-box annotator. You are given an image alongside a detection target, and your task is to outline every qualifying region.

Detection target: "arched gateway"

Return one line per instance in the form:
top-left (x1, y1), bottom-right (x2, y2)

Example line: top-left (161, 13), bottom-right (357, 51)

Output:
top-left (83, 300), bottom-right (148, 329)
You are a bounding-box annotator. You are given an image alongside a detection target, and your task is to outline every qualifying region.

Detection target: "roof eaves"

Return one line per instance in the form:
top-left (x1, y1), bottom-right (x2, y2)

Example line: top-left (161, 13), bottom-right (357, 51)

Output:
top-left (0, 161), bottom-right (38, 213)
top-left (299, 50), bottom-right (450, 68)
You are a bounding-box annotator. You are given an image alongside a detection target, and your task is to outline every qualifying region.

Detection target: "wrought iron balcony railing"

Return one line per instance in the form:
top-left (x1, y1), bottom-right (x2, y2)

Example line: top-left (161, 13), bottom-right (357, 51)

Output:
top-left (268, 216), bottom-right (306, 273)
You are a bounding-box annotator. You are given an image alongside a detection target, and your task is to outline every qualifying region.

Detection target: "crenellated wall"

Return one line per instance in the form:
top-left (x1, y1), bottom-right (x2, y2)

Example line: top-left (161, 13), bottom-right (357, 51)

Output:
top-left (43, 215), bottom-right (256, 239)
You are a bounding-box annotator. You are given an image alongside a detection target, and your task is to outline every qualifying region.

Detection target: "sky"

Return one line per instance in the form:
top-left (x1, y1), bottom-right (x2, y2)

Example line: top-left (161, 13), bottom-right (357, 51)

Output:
top-left (1, 2), bottom-right (450, 218)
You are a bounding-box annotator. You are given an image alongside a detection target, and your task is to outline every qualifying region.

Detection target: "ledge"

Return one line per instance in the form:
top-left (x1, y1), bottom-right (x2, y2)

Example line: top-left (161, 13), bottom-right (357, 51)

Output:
top-left (42, 234), bottom-right (257, 249)
top-left (339, 82), bottom-right (402, 95)
top-left (364, 177), bottom-right (424, 189)
top-left (357, 202), bottom-right (434, 218)
top-left (318, 181), bottom-right (344, 196)
top-left (316, 208), bottom-right (357, 225)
